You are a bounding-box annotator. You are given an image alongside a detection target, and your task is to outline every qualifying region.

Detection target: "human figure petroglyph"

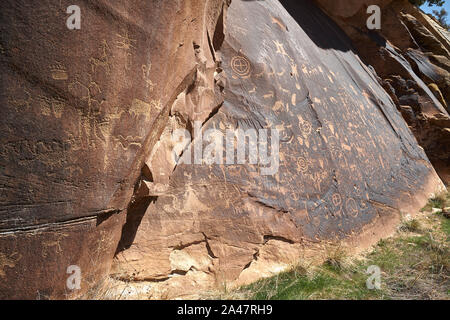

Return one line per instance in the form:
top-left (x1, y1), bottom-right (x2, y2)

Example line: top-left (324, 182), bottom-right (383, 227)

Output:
top-left (115, 30), bottom-right (137, 71)
top-left (89, 40), bottom-right (112, 75)
top-left (273, 40), bottom-right (292, 62)
top-left (142, 63), bottom-right (155, 92)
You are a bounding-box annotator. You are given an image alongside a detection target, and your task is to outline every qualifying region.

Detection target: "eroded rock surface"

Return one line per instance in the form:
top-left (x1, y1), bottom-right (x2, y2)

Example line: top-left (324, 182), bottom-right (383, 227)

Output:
top-left (111, 0), bottom-right (445, 298)
top-left (0, 0), bottom-right (447, 299)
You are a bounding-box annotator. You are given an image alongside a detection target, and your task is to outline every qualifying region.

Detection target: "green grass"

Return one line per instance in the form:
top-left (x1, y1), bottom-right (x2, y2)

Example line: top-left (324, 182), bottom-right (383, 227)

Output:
top-left (243, 264), bottom-right (384, 300)
top-left (442, 218), bottom-right (450, 242)
top-left (230, 190), bottom-right (450, 300)
top-left (400, 219), bottom-right (422, 233)
top-left (421, 191), bottom-right (449, 212)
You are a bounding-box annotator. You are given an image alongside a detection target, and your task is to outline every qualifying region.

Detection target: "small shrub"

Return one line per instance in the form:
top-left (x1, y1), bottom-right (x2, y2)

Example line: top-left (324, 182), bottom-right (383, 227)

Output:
top-left (324, 246), bottom-right (347, 272)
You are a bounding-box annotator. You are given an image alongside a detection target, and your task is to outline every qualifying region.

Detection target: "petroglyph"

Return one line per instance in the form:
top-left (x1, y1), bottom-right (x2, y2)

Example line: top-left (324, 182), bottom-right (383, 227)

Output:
top-left (142, 63), bottom-right (155, 92)
top-left (332, 193), bottom-right (343, 207)
top-left (41, 233), bottom-right (68, 258)
top-left (89, 40), bottom-right (112, 75)
top-left (1, 0), bottom-right (446, 300)
top-left (7, 88), bottom-right (33, 112)
top-left (273, 40), bottom-right (290, 61)
top-left (299, 119), bottom-right (313, 137)
top-left (50, 62), bottom-right (68, 80)
top-left (129, 98), bottom-right (151, 116)
top-left (264, 91), bottom-right (275, 99)
top-left (272, 100), bottom-right (284, 111)
top-left (345, 198), bottom-right (359, 218)
top-left (297, 156), bottom-right (309, 173)
top-left (112, 135), bottom-right (143, 150)
top-left (271, 16), bottom-right (288, 31)
top-left (231, 56), bottom-right (251, 77)
top-left (116, 30), bottom-right (137, 51)
top-left (0, 253), bottom-right (21, 278)
top-left (38, 95), bottom-right (65, 118)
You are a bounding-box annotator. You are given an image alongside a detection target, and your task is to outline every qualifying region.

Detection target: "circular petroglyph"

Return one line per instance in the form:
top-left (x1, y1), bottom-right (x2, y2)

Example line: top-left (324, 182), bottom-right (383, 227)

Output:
top-left (327, 136), bottom-right (341, 157)
top-left (231, 56), bottom-right (251, 77)
top-left (297, 157), bottom-right (309, 173)
top-left (332, 193), bottom-right (342, 207)
top-left (345, 198), bottom-right (359, 218)
top-left (299, 120), bottom-right (312, 136)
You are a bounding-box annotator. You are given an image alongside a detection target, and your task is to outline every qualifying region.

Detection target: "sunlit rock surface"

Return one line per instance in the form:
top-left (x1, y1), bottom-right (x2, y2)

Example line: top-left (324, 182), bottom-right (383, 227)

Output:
top-left (0, 0), bottom-right (447, 299)
top-left (112, 0), bottom-right (444, 298)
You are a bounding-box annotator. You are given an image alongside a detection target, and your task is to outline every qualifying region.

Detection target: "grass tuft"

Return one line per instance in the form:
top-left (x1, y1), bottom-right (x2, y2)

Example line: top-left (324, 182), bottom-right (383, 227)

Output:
top-left (400, 219), bottom-right (422, 233)
top-left (421, 192), bottom-right (448, 212)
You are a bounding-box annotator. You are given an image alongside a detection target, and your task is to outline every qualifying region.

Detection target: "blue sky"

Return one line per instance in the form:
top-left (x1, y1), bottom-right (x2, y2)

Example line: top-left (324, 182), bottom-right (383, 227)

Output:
top-left (420, 1), bottom-right (450, 16)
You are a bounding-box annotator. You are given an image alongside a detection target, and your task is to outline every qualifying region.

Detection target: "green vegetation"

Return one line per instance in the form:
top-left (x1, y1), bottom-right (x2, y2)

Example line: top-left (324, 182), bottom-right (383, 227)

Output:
top-left (410, 0), bottom-right (449, 30)
top-left (400, 218), bottom-right (422, 233)
top-left (226, 191), bottom-right (450, 300)
top-left (409, 0), bottom-right (445, 7)
top-left (432, 8), bottom-right (449, 29)
top-left (238, 262), bottom-right (385, 300)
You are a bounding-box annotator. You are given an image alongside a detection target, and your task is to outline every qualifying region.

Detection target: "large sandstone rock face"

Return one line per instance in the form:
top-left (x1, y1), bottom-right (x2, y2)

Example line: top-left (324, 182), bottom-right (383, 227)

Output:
top-left (0, 0), bottom-right (447, 299)
top-left (111, 0), bottom-right (444, 298)
top-left (0, 0), bottom-right (226, 299)
top-left (315, 0), bottom-right (450, 184)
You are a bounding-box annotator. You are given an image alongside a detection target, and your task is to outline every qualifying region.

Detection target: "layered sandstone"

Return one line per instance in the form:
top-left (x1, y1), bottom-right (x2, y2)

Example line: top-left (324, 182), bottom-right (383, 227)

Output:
top-left (111, 0), bottom-right (445, 298)
top-left (0, 0), bottom-right (227, 299)
top-left (0, 0), bottom-right (447, 299)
